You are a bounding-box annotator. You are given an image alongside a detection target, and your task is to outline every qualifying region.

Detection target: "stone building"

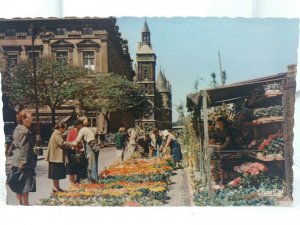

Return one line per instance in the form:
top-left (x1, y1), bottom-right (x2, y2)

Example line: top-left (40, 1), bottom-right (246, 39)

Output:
top-left (0, 17), bottom-right (135, 138)
top-left (135, 20), bottom-right (172, 131)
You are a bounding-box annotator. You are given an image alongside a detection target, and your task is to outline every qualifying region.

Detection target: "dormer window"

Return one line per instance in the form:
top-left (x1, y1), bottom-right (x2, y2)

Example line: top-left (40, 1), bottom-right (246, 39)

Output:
top-left (82, 27), bottom-right (93, 35)
top-left (5, 29), bottom-right (16, 37)
top-left (56, 28), bottom-right (66, 35)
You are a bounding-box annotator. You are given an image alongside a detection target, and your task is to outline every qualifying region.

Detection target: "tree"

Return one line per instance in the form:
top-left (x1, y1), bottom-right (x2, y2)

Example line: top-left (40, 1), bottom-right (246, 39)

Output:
top-left (2, 56), bottom-right (88, 127)
top-left (80, 73), bottom-right (152, 124)
top-left (2, 60), bottom-right (34, 111)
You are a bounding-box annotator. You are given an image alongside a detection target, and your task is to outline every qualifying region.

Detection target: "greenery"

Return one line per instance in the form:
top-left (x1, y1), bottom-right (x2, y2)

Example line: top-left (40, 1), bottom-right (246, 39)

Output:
top-left (80, 73), bottom-right (152, 120)
top-left (193, 174), bottom-right (283, 206)
top-left (253, 105), bottom-right (283, 119)
top-left (2, 56), bottom-right (88, 127)
top-left (3, 57), bottom-right (151, 131)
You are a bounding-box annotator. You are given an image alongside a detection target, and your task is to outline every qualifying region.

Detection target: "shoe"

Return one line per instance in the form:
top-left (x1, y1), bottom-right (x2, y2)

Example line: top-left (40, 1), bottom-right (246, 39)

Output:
top-left (53, 188), bottom-right (64, 193)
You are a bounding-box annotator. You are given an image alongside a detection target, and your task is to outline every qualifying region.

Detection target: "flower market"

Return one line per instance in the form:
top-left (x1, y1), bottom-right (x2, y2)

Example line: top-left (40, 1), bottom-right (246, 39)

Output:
top-left (185, 66), bottom-right (296, 206)
top-left (33, 66), bottom-right (296, 207)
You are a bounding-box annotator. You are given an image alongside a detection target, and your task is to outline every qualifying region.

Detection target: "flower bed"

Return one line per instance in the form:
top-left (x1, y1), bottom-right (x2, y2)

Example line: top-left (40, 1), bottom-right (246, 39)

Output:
top-left (38, 156), bottom-right (175, 206)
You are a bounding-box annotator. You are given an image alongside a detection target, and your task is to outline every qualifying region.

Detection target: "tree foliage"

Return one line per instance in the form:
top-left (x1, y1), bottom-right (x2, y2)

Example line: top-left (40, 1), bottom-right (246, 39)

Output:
top-left (2, 56), bottom-right (88, 126)
top-left (2, 57), bottom-right (151, 127)
top-left (2, 60), bottom-right (34, 110)
top-left (81, 73), bottom-right (152, 119)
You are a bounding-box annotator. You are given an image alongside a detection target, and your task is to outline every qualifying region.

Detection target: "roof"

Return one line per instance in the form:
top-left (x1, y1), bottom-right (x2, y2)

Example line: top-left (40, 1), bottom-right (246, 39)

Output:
top-left (0, 17), bottom-right (117, 32)
top-left (0, 17), bottom-right (116, 22)
top-left (187, 72), bottom-right (288, 109)
top-left (142, 20), bottom-right (150, 33)
top-left (156, 70), bottom-right (168, 92)
top-left (137, 44), bottom-right (154, 54)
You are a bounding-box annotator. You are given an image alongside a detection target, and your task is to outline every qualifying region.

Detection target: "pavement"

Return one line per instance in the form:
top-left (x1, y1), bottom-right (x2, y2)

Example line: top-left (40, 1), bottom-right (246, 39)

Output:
top-left (165, 168), bottom-right (194, 206)
top-left (5, 146), bottom-right (132, 205)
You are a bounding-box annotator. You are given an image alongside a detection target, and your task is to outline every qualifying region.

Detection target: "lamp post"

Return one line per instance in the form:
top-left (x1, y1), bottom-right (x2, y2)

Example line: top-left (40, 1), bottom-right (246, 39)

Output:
top-left (30, 25), bottom-right (53, 146)
top-left (30, 25), bottom-right (41, 146)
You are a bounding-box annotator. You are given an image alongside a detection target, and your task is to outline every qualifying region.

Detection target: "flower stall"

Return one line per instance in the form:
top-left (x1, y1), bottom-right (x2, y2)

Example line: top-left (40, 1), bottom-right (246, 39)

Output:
top-left (38, 156), bottom-right (175, 206)
top-left (187, 64), bottom-right (296, 206)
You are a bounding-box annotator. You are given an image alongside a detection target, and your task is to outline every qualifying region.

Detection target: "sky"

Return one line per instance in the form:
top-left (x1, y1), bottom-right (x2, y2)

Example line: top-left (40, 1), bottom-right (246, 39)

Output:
top-left (116, 17), bottom-right (299, 121)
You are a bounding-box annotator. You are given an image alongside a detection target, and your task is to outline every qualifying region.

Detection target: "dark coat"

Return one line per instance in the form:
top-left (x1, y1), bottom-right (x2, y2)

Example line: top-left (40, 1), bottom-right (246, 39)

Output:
top-left (11, 124), bottom-right (37, 169)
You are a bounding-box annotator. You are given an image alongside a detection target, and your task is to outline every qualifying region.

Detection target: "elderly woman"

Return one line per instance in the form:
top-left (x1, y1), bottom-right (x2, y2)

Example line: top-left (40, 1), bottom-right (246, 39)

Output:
top-left (73, 117), bottom-right (98, 182)
top-left (66, 119), bottom-right (84, 184)
top-left (46, 122), bottom-right (69, 192)
top-left (161, 130), bottom-right (182, 169)
top-left (7, 111), bottom-right (37, 205)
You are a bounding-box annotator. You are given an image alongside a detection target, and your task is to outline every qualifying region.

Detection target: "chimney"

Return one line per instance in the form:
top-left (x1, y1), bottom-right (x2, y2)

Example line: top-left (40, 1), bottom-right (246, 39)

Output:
top-left (287, 64), bottom-right (297, 77)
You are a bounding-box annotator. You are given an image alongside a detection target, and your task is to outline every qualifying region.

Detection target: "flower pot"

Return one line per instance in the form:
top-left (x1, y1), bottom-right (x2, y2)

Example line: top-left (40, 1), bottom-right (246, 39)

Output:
top-left (265, 154), bottom-right (275, 160)
top-left (274, 154), bottom-right (283, 160)
top-left (256, 152), bottom-right (263, 158)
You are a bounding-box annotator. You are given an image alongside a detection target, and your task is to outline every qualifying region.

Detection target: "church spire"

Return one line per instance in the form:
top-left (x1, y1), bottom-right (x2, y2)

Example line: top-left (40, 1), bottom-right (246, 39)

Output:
top-left (142, 18), bottom-right (151, 47)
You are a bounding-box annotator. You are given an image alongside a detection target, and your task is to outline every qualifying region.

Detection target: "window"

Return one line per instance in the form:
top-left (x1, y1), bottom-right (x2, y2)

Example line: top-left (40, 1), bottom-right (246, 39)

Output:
top-left (83, 51), bottom-right (95, 71)
top-left (56, 28), bottom-right (66, 35)
top-left (56, 51), bottom-right (68, 63)
top-left (148, 86), bottom-right (152, 95)
top-left (28, 51), bottom-right (40, 61)
top-left (5, 29), bottom-right (16, 37)
top-left (144, 69), bottom-right (148, 80)
top-left (88, 117), bottom-right (96, 127)
top-left (82, 27), bottom-right (93, 35)
top-left (144, 84), bottom-right (148, 94)
top-left (6, 53), bottom-right (18, 76)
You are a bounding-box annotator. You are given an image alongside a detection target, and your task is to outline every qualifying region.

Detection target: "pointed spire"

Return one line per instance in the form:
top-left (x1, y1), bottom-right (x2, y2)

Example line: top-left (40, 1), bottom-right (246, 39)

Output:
top-left (142, 18), bottom-right (150, 33)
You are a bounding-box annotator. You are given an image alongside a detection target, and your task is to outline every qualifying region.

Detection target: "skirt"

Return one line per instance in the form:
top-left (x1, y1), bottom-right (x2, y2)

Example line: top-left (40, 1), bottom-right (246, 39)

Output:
top-left (48, 162), bottom-right (66, 180)
top-left (66, 151), bottom-right (81, 175)
top-left (171, 140), bottom-right (183, 162)
top-left (7, 167), bottom-right (36, 194)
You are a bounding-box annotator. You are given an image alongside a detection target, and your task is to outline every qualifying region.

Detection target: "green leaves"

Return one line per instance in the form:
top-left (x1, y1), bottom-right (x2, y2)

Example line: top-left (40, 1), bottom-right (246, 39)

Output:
top-left (3, 56), bottom-right (88, 111)
top-left (253, 105), bottom-right (283, 119)
top-left (80, 73), bottom-right (151, 119)
top-left (193, 174), bottom-right (283, 206)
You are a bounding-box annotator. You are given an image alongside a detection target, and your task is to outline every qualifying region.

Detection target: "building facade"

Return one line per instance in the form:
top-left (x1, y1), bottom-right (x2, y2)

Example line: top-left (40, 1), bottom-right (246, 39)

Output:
top-left (135, 21), bottom-right (172, 131)
top-left (0, 17), bottom-right (135, 136)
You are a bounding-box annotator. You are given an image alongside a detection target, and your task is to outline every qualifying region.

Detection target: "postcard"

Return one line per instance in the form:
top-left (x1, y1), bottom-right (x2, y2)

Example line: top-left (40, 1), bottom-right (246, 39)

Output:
top-left (0, 16), bottom-right (298, 207)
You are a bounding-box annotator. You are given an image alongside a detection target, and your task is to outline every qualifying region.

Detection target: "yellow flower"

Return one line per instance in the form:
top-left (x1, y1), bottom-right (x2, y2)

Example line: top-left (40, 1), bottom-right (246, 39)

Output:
top-left (149, 187), bottom-right (166, 193)
top-left (129, 191), bottom-right (143, 197)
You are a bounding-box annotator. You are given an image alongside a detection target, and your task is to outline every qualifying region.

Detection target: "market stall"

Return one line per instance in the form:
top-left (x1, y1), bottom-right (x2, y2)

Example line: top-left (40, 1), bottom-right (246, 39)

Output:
top-left (187, 64), bottom-right (296, 204)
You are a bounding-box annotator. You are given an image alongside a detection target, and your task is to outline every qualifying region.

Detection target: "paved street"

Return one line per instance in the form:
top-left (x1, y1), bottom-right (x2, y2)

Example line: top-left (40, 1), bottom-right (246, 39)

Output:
top-left (5, 146), bottom-right (132, 205)
top-left (165, 168), bottom-right (194, 206)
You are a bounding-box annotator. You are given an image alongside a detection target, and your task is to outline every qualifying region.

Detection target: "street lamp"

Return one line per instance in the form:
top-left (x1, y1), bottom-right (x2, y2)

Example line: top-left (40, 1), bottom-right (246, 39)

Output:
top-left (30, 25), bottom-right (53, 146)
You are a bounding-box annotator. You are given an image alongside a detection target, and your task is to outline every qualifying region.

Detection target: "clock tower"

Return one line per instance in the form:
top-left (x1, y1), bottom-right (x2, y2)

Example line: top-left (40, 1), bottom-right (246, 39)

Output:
top-left (136, 20), bottom-right (157, 130)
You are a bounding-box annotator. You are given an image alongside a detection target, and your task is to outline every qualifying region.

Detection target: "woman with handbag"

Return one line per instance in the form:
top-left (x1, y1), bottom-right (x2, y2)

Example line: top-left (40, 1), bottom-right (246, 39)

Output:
top-left (66, 119), bottom-right (84, 184)
top-left (45, 122), bottom-right (70, 192)
top-left (7, 111), bottom-right (37, 205)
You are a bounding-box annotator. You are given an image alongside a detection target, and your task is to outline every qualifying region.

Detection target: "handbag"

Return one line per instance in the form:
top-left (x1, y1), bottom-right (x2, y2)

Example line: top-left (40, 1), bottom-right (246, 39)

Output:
top-left (7, 167), bottom-right (35, 193)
